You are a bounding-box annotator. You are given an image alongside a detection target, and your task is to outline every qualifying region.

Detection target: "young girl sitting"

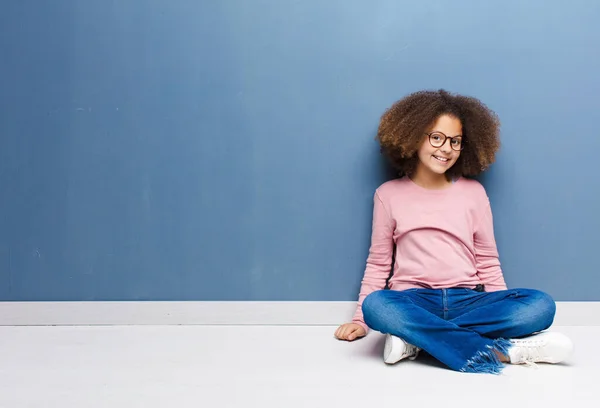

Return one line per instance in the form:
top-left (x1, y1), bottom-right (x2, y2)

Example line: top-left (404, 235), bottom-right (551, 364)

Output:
top-left (334, 90), bottom-right (573, 374)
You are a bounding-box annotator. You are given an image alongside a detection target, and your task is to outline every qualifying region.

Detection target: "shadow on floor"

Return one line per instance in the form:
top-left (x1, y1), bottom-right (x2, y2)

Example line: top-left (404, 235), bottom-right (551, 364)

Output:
top-left (366, 334), bottom-right (447, 371)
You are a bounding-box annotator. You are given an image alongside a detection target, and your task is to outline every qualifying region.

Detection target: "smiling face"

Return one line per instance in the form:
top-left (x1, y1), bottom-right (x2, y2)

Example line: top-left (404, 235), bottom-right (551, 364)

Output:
top-left (415, 114), bottom-right (463, 180)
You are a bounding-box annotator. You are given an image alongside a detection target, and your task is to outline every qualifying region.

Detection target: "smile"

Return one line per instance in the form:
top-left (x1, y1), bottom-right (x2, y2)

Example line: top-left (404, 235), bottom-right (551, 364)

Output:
top-left (433, 155), bottom-right (450, 163)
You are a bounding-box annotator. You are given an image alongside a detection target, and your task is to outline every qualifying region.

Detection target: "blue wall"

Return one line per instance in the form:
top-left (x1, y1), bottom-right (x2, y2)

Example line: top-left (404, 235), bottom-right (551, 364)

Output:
top-left (1, 1), bottom-right (598, 301)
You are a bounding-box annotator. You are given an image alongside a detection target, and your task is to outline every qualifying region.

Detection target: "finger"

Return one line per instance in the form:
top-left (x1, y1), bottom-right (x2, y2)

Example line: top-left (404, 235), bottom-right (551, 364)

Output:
top-left (351, 326), bottom-right (367, 340)
top-left (340, 326), bottom-right (350, 340)
top-left (345, 327), bottom-right (355, 339)
top-left (347, 327), bottom-right (359, 340)
top-left (334, 326), bottom-right (342, 339)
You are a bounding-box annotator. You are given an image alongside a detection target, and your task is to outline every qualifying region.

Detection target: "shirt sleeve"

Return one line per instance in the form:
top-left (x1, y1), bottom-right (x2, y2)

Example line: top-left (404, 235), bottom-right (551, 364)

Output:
top-left (473, 195), bottom-right (508, 292)
top-left (352, 191), bottom-right (396, 332)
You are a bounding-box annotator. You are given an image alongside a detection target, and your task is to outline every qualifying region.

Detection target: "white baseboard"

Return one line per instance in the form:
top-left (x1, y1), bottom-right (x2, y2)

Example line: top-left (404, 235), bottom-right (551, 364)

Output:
top-left (0, 301), bottom-right (598, 326)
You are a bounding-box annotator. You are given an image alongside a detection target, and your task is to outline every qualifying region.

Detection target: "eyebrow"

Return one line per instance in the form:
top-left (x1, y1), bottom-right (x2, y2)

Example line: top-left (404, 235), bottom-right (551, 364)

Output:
top-left (431, 131), bottom-right (463, 137)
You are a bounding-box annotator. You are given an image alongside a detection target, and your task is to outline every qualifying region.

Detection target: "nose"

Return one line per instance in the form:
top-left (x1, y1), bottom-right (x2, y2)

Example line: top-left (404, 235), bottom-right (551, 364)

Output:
top-left (439, 138), bottom-right (452, 153)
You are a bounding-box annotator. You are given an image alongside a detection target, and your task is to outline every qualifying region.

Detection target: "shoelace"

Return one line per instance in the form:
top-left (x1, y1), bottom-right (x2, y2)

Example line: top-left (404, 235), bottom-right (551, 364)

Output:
top-left (403, 345), bottom-right (420, 360)
top-left (511, 339), bottom-right (547, 368)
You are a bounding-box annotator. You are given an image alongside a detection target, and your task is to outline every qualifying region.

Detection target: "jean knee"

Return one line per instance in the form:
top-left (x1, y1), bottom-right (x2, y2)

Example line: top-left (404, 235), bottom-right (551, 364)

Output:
top-left (361, 290), bottom-right (387, 326)
top-left (514, 289), bottom-right (556, 332)
top-left (361, 290), bottom-right (413, 332)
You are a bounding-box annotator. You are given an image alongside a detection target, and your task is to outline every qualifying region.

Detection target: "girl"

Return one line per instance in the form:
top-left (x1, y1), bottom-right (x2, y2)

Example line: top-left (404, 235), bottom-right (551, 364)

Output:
top-left (334, 90), bottom-right (573, 374)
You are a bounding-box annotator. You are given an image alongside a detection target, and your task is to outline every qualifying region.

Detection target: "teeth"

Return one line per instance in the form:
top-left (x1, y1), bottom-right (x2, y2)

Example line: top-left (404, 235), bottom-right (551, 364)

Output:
top-left (434, 156), bottom-right (448, 162)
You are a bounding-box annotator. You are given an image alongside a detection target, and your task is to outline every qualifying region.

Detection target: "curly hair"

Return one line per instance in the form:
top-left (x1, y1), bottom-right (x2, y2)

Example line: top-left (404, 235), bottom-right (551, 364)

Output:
top-left (376, 89), bottom-right (500, 179)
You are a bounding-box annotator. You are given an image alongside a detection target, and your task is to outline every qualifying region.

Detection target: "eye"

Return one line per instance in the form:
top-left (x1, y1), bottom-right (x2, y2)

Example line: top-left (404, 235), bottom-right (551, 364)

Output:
top-left (451, 139), bottom-right (462, 145)
top-left (431, 135), bottom-right (442, 141)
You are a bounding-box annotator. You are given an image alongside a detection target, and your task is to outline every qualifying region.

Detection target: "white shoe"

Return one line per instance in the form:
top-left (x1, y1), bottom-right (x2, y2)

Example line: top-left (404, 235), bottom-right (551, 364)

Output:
top-left (383, 334), bottom-right (420, 365)
top-left (508, 332), bottom-right (573, 365)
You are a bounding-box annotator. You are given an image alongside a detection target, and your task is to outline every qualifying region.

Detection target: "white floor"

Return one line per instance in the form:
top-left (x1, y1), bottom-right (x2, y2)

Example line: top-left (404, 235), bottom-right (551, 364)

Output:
top-left (0, 325), bottom-right (596, 407)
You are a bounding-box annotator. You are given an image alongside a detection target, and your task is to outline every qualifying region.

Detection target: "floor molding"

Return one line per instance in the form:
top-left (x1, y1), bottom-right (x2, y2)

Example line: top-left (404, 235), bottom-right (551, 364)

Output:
top-left (0, 301), bottom-right (598, 326)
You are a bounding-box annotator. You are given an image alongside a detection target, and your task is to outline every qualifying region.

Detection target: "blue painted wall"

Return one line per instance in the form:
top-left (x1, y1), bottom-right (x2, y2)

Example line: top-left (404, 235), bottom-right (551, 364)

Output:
top-left (1, 1), bottom-right (598, 301)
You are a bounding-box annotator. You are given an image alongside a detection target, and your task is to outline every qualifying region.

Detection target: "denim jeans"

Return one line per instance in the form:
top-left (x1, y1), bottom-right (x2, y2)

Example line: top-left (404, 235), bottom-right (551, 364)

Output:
top-left (361, 288), bottom-right (556, 374)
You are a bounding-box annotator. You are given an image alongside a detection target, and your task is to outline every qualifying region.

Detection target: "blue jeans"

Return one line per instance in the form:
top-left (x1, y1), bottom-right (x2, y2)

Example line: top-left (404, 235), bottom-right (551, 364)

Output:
top-left (361, 288), bottom-right (556, 374)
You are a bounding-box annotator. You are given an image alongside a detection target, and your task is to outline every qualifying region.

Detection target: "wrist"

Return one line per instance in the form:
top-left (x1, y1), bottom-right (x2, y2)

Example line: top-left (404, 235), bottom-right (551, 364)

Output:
top-left (353, 320), bottom-right (369, 334)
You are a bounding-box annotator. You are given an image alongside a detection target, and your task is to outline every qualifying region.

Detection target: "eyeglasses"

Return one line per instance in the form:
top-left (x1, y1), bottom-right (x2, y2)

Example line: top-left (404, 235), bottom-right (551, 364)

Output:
top-left (426, 132), bottom-right (464, 151)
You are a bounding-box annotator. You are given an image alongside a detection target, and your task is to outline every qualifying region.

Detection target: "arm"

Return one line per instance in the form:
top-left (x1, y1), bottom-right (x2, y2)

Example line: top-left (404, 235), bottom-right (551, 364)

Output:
top-left (473, 196), bottom-right (507, 291)
top-left (351, 190), bottom-right (396, 332)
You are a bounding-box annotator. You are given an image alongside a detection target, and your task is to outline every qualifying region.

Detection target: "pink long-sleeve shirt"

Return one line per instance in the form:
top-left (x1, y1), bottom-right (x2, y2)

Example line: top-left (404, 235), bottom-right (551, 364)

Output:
top-left (352, 176), bottom-right (507, 332)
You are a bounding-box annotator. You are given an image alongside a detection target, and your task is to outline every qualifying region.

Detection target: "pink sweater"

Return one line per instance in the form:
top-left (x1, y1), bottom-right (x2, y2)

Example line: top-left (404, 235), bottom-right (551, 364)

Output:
top-left (352, 177), bottom-right (507, 332)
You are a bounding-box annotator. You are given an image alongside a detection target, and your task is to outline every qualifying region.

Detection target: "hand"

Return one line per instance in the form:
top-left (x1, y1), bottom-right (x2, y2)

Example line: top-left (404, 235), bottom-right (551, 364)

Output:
top-left (335, 323), bottom-right (366, 341)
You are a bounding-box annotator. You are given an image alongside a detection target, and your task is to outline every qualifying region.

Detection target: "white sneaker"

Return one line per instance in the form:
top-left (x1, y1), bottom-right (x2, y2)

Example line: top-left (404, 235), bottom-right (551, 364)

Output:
top-left (508, 332), bottom-right (573, 366)
top-left (383, 334), bottom-right (420, 365)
